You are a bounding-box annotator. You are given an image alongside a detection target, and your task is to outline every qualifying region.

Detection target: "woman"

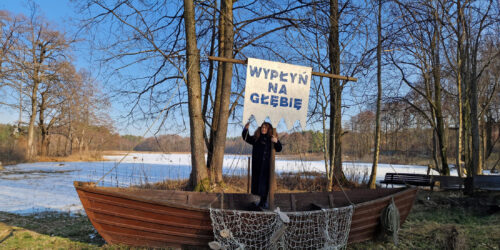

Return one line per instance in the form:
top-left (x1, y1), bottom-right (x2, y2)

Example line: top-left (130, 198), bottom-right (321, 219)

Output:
top-left (242, 122), bottom-right (282, 208)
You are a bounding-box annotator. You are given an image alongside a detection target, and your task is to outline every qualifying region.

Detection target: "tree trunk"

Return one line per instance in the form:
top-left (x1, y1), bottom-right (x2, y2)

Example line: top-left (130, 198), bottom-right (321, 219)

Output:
top-left (456, 66), bottom-right (463, 177)
top-left (432, 129), bottom-right (441, 173)
top-left (471, 76), bottom-right (480, 175)
top-left (183, 0), bottom-right (209, 190)
top-left (209, 0), bottom-right (234, 183)
top-left (480, 117), bottom-right (485, 173)
top-left (206, 2), bottom-right (225, 172)
top-left (26, 80), bottom-right (39, 161)
top-left (39, 95), bottom-right (48, 157)
top-left (328, 0), bottom-right (346, 186)
top-left (455, 0), bottom-right (464, 178)
top-left (68, 124), bottom-right (73, 156)
top-left (322, 106), bottom-right (332, 191)
top-left (369, 0), bottom-right (382, 189)
top-left (431, 5), bottom-right (449, 175)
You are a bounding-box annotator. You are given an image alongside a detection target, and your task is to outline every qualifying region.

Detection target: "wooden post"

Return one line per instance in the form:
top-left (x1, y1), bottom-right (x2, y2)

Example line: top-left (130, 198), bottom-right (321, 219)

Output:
top-left (208, 56), bottom-right (358, 82)
top-left (269, 128), bottom-right (277, 210)
top-left (247, 156), bottom-right (251, 193)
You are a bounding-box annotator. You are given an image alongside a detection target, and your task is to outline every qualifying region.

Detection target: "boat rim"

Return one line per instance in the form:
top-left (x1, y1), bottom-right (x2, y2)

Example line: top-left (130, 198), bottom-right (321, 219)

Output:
top-left (74, 181), bottom-right (417, 212)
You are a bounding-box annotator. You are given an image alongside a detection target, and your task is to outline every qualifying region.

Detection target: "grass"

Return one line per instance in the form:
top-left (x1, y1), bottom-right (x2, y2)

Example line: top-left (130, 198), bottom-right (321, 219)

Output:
top-left (0, 212), bottom-right (142, 249)
top-left (0, 190), bottom-right (497, 249)
top-left (36, 152), bottom-right (105, 163)
top-left (349, 190), bottom-right (500, 250)
top-left (0, 211), bottom-right (103, 246)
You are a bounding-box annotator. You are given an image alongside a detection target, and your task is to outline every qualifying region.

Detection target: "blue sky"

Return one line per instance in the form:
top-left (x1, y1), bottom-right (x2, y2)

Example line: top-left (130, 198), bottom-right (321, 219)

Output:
top-left (0, 1), bottom-right (141, 134)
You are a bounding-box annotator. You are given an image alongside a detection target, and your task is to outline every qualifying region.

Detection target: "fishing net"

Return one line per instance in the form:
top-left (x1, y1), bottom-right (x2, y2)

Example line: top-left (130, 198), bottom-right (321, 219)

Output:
top-left (209, 205), bottom-right (354, 250)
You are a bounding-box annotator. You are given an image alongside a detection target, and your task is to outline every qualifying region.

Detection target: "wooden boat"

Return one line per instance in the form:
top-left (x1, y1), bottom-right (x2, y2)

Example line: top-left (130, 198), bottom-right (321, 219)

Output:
top-left (74, 181), bottom-right (417, 249)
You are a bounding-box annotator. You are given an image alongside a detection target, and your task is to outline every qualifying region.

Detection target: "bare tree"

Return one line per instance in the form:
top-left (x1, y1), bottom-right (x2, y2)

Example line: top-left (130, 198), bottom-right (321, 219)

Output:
top-left (207, 0), bottom-right (234, 183)
top-left (388, 0), bottom-right (451, 175)
top-left (440, 0), bottom-right (499, 178)
top-left (183, 0), bottom-right (210, 189)
top-left (0, 11), bottom-right (20, 85)
top-left (369, 0), bottom-right (383, 189)
top-left (283, 0), bottom-right (372, 189)
top-left (8, 6), bottom-right (72, 160)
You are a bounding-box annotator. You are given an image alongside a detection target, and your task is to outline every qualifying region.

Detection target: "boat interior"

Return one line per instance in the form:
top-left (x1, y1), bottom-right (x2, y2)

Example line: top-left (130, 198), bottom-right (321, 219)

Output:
top-left (75, 181), bottom-right (409, 212)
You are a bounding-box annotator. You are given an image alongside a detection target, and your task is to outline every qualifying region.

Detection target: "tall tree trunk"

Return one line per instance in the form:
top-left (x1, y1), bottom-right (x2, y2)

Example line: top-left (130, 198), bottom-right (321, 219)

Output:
top-left (39, 95), bottom-right (48, 157)
top-left (334, 82), bottom-right (344, 179)
top-left (480, 116), bottom-right (485, 172)
top-left (328, 0), bottom-right (346, 186)
top-left (471, 76), bottom-right (480, 175)
top-left (463, 97), bottom-right (472, 175)
top-left (26, 78), bottom-right (39, 161)
top-left (209, 0), bottom-right (234, 183)
top-left (206, 1), bottom-right (225, 171)
top-left (432, 5), bottom-right (450, 175)
top-left (183, 0), bottom-right (209, 190)
top-left (455, 0), bottom-right (464, 178)
top-left (68, 122), bottom-right (73, 156)
top-left (323, 108), bottom-right (333, 191)
top-left (40, 131), bottom-right (47, 156)
top-left (27, 106), bottom-right (37, 160)
top-left (369, 0), bottom-right (382, 189)
top-left (470, 39), bottom-right (481, 176)
top-left (432, 129), bottom-right (441, 173)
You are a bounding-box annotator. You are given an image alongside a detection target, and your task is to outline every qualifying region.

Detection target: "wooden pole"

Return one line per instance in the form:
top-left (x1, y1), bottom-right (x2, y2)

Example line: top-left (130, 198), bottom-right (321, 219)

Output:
top-left (208, 56), bottom-right (358, 82)
top-left (247, 156), bottom-right (251, 193)
top-left (269, 128), bottom-right (277, 210)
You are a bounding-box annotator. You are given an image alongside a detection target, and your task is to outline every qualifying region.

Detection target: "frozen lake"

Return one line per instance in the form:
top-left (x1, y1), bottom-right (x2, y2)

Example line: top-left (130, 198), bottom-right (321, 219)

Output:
top-left (0, 153), bottom-right (447, 214)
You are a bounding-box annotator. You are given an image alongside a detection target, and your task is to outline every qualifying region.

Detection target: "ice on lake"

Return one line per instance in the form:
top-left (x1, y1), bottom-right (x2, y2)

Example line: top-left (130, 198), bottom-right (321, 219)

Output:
top-left (0, 152), bottom-right (477, 214)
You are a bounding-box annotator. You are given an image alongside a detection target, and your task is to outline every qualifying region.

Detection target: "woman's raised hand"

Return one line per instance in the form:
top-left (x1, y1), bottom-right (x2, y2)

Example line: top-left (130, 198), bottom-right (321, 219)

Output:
top-left (271, 135), bottom-right (278, 143)
top-left (244, 122), bottom-right (250, 129)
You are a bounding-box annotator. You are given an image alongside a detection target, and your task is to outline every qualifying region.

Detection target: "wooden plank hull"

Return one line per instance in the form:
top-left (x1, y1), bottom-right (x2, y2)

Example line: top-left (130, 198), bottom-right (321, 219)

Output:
top-left (74, 182), bottom-right (417, 248)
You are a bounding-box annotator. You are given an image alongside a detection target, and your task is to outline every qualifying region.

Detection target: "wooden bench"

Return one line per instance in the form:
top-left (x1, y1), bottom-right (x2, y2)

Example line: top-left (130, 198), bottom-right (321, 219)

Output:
top-left (380, 173), bottom-right (435, 190)
top-left (473, 175), bottom-right (500, 191)
top-left (432, 176), bottom-right (464, 190)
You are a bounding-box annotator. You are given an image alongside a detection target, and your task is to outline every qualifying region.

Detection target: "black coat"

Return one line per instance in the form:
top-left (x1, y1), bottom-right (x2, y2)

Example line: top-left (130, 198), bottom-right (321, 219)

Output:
top-left (242, 128), bottom-right (282, 200)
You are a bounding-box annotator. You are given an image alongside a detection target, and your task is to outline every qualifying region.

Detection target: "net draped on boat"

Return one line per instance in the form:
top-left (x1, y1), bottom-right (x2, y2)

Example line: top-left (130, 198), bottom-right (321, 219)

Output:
top-left (209, 205), bottom-right (354, 250)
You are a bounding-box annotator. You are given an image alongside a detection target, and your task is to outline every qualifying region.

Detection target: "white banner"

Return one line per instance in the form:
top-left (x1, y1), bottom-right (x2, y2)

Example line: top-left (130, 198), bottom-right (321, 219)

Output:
top-left (242, 58), bottom-right (311, 129)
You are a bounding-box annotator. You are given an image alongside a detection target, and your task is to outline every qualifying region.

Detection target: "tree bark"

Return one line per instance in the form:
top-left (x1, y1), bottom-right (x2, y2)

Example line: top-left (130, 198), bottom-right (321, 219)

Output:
top-left (209, 0), bottom-right (234, 183)
top-left (431, 5), bottom-right (450, 175)
top-left (183, 0), bottom-right (209, 190)
top-left (27, 84), bottom-right (38, 160)
top-left (471, 76), bottom-right (480, 175)
top-left (369, 0), bottom-right (382, 189)
top-left (455, 0), bottom-right (464, 178)
top-left (206, 2), bottom-right (225, 172)
top-left (328, 0), bottom-right (346, 186)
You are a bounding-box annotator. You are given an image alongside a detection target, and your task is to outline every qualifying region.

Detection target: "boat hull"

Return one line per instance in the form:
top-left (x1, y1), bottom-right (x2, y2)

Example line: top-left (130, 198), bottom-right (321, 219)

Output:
top-left (74, 182), bottom-right (417, 248)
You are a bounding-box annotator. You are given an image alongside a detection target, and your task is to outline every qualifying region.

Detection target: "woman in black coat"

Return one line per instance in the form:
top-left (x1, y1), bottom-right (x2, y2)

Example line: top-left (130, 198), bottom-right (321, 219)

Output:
top-left (242, 122), bottom-right (282, 208)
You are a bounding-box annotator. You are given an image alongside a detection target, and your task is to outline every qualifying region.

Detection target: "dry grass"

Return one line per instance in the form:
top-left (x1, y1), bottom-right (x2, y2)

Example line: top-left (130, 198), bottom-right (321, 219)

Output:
top-left (0, 143), bottom-right (27, 166)
top-left (36, 152), bottom-right (105, 162)
top-left (138, 172), bottom-right (361, 194)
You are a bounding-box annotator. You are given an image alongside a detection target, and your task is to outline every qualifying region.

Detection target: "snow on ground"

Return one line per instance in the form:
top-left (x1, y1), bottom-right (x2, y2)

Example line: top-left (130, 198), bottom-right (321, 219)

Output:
top-left (0, 152), bottom-right (494, 214)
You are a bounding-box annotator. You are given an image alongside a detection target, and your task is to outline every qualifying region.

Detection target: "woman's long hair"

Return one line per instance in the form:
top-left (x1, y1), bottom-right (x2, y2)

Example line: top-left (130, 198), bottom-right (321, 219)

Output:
top-left (253, 122), bottom-right (277, 140)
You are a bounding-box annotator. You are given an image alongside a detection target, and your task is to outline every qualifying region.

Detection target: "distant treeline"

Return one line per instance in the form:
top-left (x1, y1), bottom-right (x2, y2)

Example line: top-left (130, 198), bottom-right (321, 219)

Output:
top-left (2, 120), bottom-right (499, 167)
top-left (132, 135), bottom-right (191, 152)
top-left (118, 128), bottom-right (443, 160)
